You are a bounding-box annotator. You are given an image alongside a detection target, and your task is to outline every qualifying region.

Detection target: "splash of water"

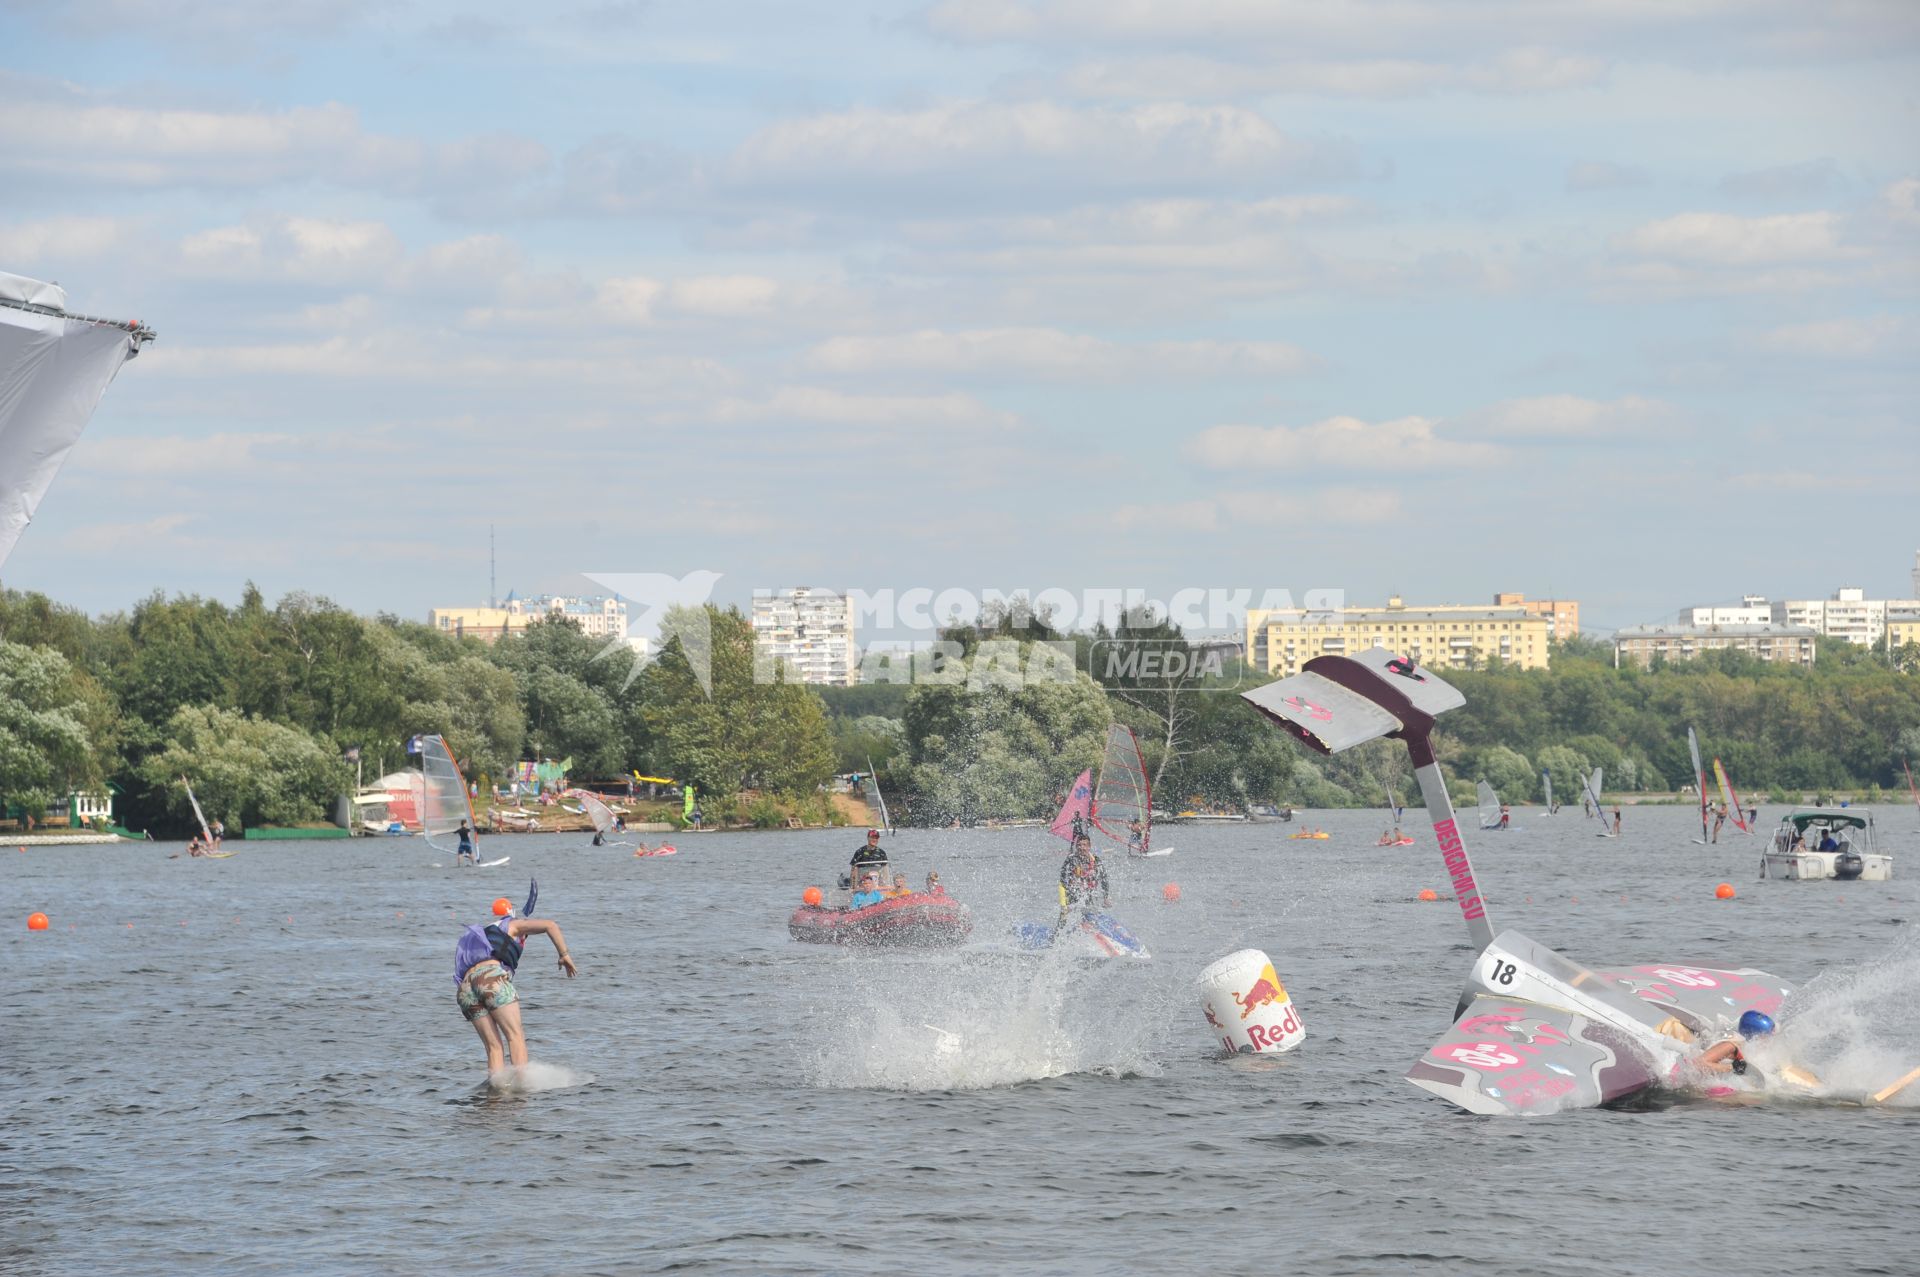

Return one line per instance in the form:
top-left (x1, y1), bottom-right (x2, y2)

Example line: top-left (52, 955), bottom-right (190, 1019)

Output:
top-left (1756, 926), bottom-right (1920, 1106)
top-left (487, 1060), bottom-right (591, 1093)
top-left (801, 952), bottom-right (1168, 1092)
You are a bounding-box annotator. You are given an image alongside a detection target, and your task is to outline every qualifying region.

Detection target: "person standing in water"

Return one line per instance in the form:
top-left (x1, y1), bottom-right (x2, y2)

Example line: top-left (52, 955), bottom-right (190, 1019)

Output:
top-left (1610, 805), bottom-right (1623, 836)
top-left (1054, 830), bottom-right (1110, 939)
top-left (453, 889), bottom-right (577, 1076)
top-left (456, 820), bottom-right (477, 866)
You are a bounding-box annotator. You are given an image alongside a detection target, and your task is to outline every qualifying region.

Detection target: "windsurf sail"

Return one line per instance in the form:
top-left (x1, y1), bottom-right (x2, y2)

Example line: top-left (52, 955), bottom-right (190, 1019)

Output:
top-left (1584, 767), bottom-right (1604, 814)
top-left (864, 756), bottom-right (893, 834)
top-left (1712, 759), bottom-right (1749, 834)
top-left (1477, 780), bottom-right (1500, 830)
top-left (1049, 769), bottom-right (1093, 843)
top-left (420, 734), bottom-right (479, 854)
top-left (181, 776), bottom-right (214, 845)
top-left (1541, 769), bottom-right (1554, 813)
top-left (1091, 724), bottom-right (1151, 854)
top-left (0, 274), bottom-right (153, 572)
top-left (575, 790), bottom-right (627, 845)
top-left (1687, 726), bottom-right (1710, 842)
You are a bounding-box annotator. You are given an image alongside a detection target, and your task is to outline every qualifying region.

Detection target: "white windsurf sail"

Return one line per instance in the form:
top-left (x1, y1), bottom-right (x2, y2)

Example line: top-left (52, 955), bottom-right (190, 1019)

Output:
top-left (575, 790), bottom-right (629, 845)
top-left (1687, 726), bottom-right (1710, 843)
top-left (0, 275), bottom-right (152, 571)
top-left (1091, 723), bottom-right (1152, 855)
top-left (1583, 767), bottom-right (1613, 836)
top-left (1712, 759), bottom-right (1749, 834)
top-left (1541, 769), bottom-right (1554, 813)
top-left (181, 775), bottom-right (214, 845)
top-left (420, 734), bottom-right (478, 854)
top-left (1477, 780), bottom-right (1500, 830)
top-left (864, 756), bottom-right (893, 834)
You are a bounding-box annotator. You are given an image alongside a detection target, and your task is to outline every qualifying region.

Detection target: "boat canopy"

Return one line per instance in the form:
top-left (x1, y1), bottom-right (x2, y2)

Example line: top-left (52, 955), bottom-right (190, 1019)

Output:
top-left (1782, 809), bottom-right (1870, 832)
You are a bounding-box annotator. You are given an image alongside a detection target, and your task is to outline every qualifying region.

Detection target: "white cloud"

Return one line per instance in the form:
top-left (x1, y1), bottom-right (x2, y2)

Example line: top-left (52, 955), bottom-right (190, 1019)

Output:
top-left (1464, 394), bottom-right (1670, 439)
top-left (1116, 485), bottom-right (1402, 532)
top-left (804, 327), bottom-right (1314, 380)
top-left (59, 513), bottom-right (194, 555)
top-left (665, 275), bottom-right (783, 318)
top-left (724, 99), bottom-right (1340, 198)
top-left (1566, 161), bottom-right (1649, 193)
top-left (0, 215), bottom-right (133, 264)
top-left (1612, 211), bottom-right (1850, 265)
top-left (698, 386), bottom-right (1018, 430)
top-left (1190, 416), bottom-right (1505, 471)
top-left (177, 215), bottom-right (405, 285)
top-left (1756, 315), bottom-right (1912, 359)
top-left (1054, 47), bottom-right (1606, 101)
top-left (1111, 498), bottom-right (1221, 532)
top-left (1880, 178), bottom-right (1920, 228)
top-left (0, 83), bottom-right (549, 197)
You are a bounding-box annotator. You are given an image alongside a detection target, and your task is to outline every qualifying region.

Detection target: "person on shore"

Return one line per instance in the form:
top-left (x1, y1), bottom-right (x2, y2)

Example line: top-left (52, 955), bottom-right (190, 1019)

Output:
top-left (456, 821), bottom-right (477, 866)
top-left (453, 891), bottom-right (577, 1077)
top-left (1054, 831), bottom-right (1110, 939)
top-left (850, 872), bottom-right (886, 908)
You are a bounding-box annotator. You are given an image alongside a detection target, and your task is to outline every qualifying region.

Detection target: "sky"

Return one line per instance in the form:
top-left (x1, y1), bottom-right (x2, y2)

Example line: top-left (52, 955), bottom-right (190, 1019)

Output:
top-left (1, 0), bottom-right (1916, 636)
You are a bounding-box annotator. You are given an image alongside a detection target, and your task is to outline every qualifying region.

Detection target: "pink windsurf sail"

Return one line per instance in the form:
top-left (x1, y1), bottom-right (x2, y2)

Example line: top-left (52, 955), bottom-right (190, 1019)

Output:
top-left (1050, 769), bottom-right (1093, 843)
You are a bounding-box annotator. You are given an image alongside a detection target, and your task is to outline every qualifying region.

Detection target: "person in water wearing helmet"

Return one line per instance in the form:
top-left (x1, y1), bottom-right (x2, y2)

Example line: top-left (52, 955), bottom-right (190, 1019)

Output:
top-left (1696, 1010), bottom-right (1777, 1077)
top-left (453, 891), bottom-right (577, 1075)
top-left (1054, 831), bottom-right (1110, 938)
top-left (851, 827), bottom-right (889, 874)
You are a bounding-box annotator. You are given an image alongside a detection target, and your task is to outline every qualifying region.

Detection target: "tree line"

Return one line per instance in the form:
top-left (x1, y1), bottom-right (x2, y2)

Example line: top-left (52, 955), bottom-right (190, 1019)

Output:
top-left (3, 584), bottom-right (1916, 834)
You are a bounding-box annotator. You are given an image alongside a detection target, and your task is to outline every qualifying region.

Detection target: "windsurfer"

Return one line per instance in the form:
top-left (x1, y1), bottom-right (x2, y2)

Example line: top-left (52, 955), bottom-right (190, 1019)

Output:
top-left (454, 892), bottom-right (576, 1076)
top-left (1610, 806), bottom-right (1622, 836)
top-left (456, 821), bottom-right (477, 866)
top-left (1127, 818), bottom-right (1144, 853)
top-left (1497, 803), bottom-right (1511, 830)
top-left (1053, 831), bottom-right (1110, 939)
top-left (1711, 803), bottom-right (1727, 843)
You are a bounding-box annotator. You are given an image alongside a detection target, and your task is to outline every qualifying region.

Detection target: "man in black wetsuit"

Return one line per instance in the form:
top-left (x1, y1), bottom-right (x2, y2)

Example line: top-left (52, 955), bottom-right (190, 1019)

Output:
top-left (851, 827), bottom-right (889, 876)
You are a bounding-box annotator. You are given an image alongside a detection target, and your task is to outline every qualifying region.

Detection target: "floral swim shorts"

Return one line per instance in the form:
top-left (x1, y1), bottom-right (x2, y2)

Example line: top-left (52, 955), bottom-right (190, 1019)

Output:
top-left (457, 960), bottom-right (519, 1021)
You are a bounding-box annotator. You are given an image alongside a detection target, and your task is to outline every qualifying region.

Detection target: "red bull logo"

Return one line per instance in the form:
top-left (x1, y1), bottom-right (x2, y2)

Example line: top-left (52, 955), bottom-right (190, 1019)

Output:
top-left (1232, 964), bottom-right (1289, 1020)
top-left (1204, 1003), bottom-right (1223, 1030)
top-left (1248, 1006), bottom-right (1301, 1050)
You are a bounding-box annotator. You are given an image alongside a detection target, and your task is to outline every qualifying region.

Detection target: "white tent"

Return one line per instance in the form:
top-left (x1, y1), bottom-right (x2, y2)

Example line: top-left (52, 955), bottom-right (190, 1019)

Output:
top-left (0, 271), bottom-right (154, 570)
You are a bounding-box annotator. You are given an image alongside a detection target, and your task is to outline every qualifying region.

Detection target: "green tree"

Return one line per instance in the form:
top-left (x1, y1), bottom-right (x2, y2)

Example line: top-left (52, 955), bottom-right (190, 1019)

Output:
top-left (138, 705), bottom-right (350, 831)
top-left (0, 641), bottom-right (96, 820)
top-left (636, 605), bottom-right (836, 798)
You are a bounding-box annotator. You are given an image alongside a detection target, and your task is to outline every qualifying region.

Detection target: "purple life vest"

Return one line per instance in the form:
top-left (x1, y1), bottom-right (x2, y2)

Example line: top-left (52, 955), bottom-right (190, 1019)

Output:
top-left (453, 920), bottom-right (523, 985)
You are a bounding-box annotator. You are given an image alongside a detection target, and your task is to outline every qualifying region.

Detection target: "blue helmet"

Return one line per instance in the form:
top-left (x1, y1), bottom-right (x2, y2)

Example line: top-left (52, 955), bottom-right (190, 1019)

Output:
top-left (1738, 1010), bottom-right (1776, 1038)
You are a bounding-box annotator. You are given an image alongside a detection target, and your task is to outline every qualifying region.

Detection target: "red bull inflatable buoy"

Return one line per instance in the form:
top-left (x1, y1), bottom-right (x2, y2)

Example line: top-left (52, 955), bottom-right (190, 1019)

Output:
top-left (1198, 948), bottom-right (1306, 1055)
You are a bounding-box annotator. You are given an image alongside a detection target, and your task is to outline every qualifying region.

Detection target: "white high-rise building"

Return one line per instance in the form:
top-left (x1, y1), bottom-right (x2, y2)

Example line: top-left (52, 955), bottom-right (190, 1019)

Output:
top-left (752, 587), bottom-right (857, 685)
top-left (1772, 586), bottom-right (1920, 647)
top-left (1679, 595), bottom-right (1771, 626)
top-left (1911, 550), bottom-right (1920, 599)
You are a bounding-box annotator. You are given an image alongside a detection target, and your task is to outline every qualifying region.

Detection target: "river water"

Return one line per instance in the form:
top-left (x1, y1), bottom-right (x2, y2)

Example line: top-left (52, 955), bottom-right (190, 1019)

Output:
top-left (8, 804), bottom-right (1918, 1275)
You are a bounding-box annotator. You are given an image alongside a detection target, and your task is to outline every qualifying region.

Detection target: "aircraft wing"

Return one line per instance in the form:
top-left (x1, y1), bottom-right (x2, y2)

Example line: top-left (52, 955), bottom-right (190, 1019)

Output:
top-left (1406, 995), bottom-right (1662, 1116)
top-left (1592, 963), bottom-right (1795, 1037)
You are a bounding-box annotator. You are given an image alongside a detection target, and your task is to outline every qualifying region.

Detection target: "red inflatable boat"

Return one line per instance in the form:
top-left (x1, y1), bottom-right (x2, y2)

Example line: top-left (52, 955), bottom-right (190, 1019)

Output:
top-left (788, 891), bottom-right (973, 947)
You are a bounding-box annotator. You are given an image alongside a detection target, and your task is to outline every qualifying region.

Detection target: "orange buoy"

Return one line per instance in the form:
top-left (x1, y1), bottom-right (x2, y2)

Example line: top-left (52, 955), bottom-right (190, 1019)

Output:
top-left (1162, 882), bottom-right (1181, 902)
top-left (1715, 882), bottom-right (1736, 900)
top-left (27, 912), bottom-right (49, 931)
top-left (1418, 888), bottom-right (1438, 902)
top-left (802, 886), bottom-right (824, 906)
top-left (492, 897), bottom-right (513, 916)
